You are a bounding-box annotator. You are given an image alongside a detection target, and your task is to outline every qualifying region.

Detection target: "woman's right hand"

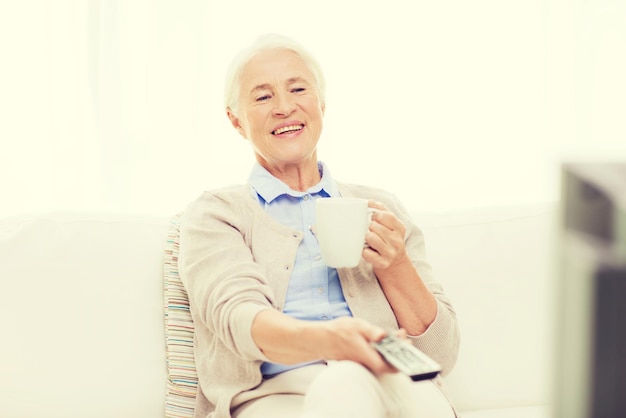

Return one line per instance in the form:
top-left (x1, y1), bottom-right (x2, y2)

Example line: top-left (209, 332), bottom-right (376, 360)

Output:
top-left (312, 316), bottom-right (398, 375)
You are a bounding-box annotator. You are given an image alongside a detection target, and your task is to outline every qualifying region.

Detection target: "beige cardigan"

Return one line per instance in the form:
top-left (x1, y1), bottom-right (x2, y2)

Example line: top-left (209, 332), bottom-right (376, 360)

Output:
top-left (179, 182), bottom-right (460, 418)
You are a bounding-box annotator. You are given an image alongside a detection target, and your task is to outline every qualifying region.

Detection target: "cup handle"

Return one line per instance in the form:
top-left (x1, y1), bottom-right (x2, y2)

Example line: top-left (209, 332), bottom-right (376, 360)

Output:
top-left (364, 208), bottom-right (381, 247)
top-left (367, 207), bottom-right (380, 223)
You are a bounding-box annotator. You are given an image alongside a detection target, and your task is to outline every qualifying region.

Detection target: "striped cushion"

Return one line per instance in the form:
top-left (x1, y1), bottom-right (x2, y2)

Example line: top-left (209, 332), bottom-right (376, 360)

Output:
top-left (163, 213), bottom-right (198, 417)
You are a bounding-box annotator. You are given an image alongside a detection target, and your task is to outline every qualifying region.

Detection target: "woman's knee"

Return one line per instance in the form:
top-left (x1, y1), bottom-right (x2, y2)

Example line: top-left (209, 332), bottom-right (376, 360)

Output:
top-left (303, 361), bottom-right (387, 417)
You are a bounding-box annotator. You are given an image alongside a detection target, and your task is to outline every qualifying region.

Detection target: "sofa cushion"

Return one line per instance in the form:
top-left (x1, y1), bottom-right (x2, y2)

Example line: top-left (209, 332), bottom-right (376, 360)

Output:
top-left (412, 203), bottom-right (557, 412)
top-left (0, 213), bottom-right (169, 417)
top-left (163, 213), bottom-right (198, 417)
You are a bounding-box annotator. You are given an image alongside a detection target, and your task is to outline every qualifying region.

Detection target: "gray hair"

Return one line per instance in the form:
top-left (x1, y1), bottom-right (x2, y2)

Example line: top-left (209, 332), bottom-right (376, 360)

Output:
top-left (224, 34), bottom-right (326, 116)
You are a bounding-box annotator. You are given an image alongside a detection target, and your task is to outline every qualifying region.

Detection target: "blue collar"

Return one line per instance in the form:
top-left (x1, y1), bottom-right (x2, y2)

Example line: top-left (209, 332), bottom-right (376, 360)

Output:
top-left (247, 161), bottom-right (340, 204)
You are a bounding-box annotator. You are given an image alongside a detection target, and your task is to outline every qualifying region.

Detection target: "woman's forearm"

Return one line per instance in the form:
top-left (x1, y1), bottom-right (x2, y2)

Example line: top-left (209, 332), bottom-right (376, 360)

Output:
top-left (250, 310), bottom-right (396, 374)
top-left (374, 256), bottom-right (438, 336)
top-left (251, 309), bottom-right (321, 364)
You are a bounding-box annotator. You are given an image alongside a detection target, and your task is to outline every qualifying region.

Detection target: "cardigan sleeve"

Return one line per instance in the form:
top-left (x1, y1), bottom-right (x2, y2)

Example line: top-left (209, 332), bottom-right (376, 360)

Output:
top-left (179, 190), bottom-right (274, 362)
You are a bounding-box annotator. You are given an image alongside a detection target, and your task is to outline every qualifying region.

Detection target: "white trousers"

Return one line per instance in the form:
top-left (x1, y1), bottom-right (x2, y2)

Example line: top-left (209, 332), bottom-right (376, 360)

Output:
top-left (231, 361), bottom-right (456, 418)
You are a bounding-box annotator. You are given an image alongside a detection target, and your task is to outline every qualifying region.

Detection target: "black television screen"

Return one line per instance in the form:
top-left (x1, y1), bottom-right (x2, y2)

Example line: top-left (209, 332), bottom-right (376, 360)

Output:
top-left (553, 163), bottom-right (626, 418)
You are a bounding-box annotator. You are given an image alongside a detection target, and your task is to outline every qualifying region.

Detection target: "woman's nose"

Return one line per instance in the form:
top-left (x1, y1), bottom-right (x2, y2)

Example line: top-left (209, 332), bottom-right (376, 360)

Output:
top-left (272, 94), bottom-right (296, 117)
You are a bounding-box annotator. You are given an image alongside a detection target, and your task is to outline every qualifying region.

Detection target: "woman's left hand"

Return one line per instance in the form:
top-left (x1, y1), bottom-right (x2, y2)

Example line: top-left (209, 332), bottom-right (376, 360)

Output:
top-left (363, 201), bottom-right (438, 335)
top-left (362, 200), bottom-right (411, 271)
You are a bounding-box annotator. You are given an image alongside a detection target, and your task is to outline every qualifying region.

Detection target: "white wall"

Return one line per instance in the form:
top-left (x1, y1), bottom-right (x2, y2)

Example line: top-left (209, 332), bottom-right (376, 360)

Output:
top-left (1, 0), bottom-right (625, 217)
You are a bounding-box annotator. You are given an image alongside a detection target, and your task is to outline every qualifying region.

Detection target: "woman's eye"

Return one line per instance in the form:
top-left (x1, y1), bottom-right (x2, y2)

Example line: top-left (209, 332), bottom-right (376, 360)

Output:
top-left (291, 87), bottom-right (305, 93)
top-left (256, 94), bottom-right (271, 102)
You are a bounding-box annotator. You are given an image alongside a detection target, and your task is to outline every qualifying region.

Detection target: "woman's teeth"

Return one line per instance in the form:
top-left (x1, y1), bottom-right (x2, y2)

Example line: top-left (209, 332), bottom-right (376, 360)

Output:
top-left (273, 124), bottom-right (303, 135)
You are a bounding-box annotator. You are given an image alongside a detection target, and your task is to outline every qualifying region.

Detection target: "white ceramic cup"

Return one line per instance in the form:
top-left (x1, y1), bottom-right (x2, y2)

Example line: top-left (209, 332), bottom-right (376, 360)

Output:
top-left (315, 197), bottom-right (372, 268)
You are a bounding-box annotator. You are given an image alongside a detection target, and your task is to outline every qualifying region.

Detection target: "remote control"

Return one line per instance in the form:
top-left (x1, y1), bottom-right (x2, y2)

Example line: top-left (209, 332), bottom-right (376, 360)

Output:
top-left (372, 335), bottom-right (442, 381)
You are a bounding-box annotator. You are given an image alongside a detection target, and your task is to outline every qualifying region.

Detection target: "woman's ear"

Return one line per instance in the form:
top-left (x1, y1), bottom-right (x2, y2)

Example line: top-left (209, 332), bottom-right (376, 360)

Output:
top-left (226, 108), bottom-right (247, 138)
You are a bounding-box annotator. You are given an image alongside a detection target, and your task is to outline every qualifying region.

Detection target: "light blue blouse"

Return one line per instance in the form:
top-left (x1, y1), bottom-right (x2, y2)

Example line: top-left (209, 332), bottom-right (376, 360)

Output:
top-left (247, 161), bottom-right (353, 376)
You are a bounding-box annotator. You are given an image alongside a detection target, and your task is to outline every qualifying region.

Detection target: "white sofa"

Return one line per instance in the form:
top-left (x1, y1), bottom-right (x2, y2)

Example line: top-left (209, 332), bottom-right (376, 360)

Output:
top-left (0, 203), bottom-right (557, 417)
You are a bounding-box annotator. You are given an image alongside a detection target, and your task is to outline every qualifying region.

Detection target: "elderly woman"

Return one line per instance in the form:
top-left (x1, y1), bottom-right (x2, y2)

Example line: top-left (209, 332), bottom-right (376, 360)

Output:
top-left (179, 34), bottom-right (460, 418)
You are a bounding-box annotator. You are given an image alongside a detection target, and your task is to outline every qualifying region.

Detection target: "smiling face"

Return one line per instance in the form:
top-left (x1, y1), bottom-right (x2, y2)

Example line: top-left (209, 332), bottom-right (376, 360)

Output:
top-left (228, 47), bottom-right (325, 177)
